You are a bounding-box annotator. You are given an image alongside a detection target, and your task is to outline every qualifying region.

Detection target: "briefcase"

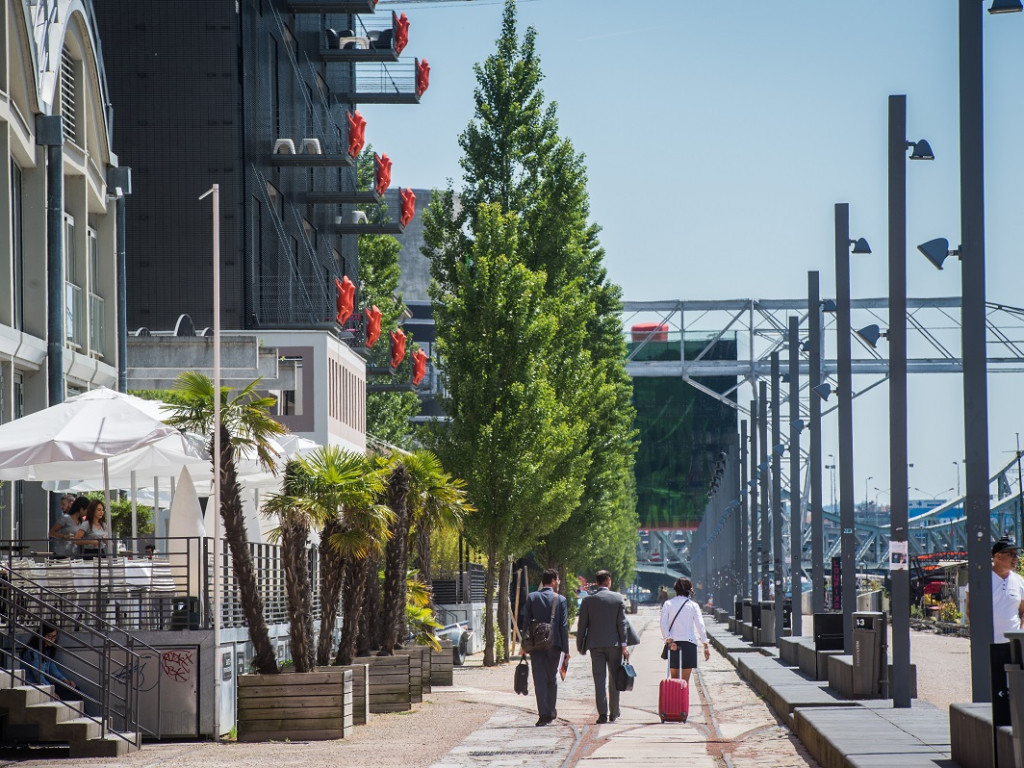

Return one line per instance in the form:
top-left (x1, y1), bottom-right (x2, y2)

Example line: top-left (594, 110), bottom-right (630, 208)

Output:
top-left (615, 662), bottom-right (636, 692)
top-left (514, 655), bottom-right (530, 695)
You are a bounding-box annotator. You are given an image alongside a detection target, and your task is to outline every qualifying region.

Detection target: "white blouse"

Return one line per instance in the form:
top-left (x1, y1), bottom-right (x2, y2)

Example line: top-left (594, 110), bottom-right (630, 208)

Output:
top-left (660, 595), bottom-right (709, 646)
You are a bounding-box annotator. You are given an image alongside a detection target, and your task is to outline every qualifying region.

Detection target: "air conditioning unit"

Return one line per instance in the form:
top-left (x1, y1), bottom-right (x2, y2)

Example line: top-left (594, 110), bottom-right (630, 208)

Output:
top-left (301, 138), bottom-right (323, 155)
top-left (273, 138), bottom-right (296, 155)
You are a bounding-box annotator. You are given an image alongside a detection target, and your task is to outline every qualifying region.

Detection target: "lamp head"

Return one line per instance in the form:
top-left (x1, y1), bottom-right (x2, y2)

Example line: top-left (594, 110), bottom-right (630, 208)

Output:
top-left (772, 443), bottom-right (786, 457)
top-left (791, 418), bottom-right (805, 432)
top-left (917, 237), bottom-right (960, 270)
top-left (850, 237), bottom-right (872, 255)
top-left (812, 382), bottom-right (833, 401)
top-left (907, 139), bottom-right (935, 160)
top-left (989, 0), bottom-right (1023, 13)
top-left (855, 324), bottom-right (884, 348)
top-left (821, 298), bottom-right (838, 313)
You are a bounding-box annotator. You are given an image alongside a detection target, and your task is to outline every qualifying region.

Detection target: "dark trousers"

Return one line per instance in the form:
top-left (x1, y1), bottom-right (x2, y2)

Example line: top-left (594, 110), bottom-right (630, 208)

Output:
top-left (530, 647), bottom-right (561, 719)
top-left (590, 646), bottom-right (623, 717)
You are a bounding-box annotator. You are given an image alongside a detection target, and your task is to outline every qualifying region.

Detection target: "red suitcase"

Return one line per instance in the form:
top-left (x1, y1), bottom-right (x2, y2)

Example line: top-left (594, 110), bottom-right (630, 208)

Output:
top-left (658, 677), bottom-right (688, 723)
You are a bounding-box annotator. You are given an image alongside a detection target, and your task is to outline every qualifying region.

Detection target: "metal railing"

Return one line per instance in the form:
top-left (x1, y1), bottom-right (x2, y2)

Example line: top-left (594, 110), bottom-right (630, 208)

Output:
top-left (0, 564), bottom-right (162, 747)
top-left (431, 562), bottom-right (485, 604)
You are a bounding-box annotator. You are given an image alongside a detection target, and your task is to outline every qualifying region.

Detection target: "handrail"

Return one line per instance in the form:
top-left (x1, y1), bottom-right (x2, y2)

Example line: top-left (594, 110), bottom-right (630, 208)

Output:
top-left (0, 563), bottom-right (163, 745)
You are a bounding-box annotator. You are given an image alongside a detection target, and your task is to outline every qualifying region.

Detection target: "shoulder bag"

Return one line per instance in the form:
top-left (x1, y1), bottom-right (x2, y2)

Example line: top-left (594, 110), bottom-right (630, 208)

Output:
top-left (522, 593), bottom-right (558, 654)
top-left (661, 598), bottom-right (690, 659)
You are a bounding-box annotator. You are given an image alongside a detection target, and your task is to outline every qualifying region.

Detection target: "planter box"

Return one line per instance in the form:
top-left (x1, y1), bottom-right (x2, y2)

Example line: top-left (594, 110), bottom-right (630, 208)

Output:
top-left (323, 664), bottom-right (369, 726)
top-left (396, 645), bottom-right (431, 696)
top-left (430, 639), bottom-right (454, 686)
top-left (354, 654), bottom-right (412, 714)
top-left (237, 668), bottom-right (353, 742)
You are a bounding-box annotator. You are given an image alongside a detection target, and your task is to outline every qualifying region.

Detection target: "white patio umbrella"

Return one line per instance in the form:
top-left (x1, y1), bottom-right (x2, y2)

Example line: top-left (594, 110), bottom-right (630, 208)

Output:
top-left (167, 466), bottom-right (206, 597)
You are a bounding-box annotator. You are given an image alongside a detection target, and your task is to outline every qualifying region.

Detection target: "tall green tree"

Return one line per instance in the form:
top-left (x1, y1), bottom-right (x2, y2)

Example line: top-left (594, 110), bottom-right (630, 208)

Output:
top-left (163, 373), bottom-right (286, 675)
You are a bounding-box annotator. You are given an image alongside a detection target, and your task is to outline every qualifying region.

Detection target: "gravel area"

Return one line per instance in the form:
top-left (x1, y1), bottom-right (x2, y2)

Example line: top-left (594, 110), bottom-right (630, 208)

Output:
top-left (906, 625), bottom-right (972, 711)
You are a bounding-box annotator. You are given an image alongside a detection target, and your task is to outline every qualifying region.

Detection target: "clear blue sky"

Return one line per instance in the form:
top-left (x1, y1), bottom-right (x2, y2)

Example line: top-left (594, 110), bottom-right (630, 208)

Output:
top-left (367, 0), bottom-right (1024, 512)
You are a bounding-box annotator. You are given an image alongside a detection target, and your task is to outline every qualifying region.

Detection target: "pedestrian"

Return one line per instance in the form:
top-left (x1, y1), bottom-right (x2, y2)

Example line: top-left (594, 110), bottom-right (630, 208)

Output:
top-left (576, 569), bottom-right (630, 724)
top-left (521, 569), bottom-right (569, 726)
top-left (660, 577), bottom-right (710, 684)
top-left (49, 496), bottom-right (88, 558)
top-left (965, 535), bottom-right (1024, 642)
top-left (658, 586), bottom-right (669, 604)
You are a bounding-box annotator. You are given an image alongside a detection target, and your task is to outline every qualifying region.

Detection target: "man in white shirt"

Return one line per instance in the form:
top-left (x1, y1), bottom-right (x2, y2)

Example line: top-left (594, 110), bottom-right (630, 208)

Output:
top-left (966, 536), bottom-right (1024, 642)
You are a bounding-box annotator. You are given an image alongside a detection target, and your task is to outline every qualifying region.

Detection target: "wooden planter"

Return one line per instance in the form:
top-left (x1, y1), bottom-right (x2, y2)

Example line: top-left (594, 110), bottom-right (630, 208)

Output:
top-left (354, 654), bottom-right (412, 714)
top-left (327, 664), bottom-right (369, 725)
top-left (430, 639), bottom-right (454, 686)
top-left (237, 667), bottom-right (353, 742)
top-left (396, 646), bottom-right (431, 697)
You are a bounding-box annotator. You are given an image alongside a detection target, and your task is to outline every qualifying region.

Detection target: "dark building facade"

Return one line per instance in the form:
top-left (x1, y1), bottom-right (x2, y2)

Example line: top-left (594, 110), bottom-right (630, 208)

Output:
top-left (95, 0), bottom-right (422, 332)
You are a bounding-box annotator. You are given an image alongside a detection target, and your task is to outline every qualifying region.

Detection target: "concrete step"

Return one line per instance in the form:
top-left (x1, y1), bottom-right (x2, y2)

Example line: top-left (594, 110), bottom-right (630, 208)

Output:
top-left (0, 684), bottom-right (56, 708)
top-left (0, 668), bottom-right (26, 687)
top-left (22, 699), bottom-right (86, 726)
top-left (49, 716), bottom-right (103, 743)
top-left (72, 732), bottom-right (137, 758)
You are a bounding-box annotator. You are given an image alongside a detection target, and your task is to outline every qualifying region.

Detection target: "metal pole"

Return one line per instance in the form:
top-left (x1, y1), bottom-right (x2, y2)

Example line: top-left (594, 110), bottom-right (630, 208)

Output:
top-left (750, 399), bottom-right (759, 599)
top-left (740, 419), bottom-right (749, 600)
top-left (835, 202), bottom-right (857, 654)
top-left (759, 381), bottom-right (770, 603)
top-left (889, 94), bottom-right (912, 708)
top-left (789, 316), bottom-right (803, 637)
top-left (772, 352), bottom-right (784, 642)
top-left (808, 272), bottom-right (825, 615)
top-left (959, 0), bottom-right (993, 702)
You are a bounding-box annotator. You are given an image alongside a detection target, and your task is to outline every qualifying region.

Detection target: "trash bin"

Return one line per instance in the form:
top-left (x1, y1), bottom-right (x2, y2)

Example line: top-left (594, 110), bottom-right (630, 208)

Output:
top-left (742, 598), bottom-right (753, 625)
top-left (852, 611), bottom-right (886, 697)
top-left (1003, 631), bottom-right (1024, 766)
top-left (783, 598), bottom-right (793, 630)
top-left (759, 601), bottom-right (776, 645)
top-left (734, 597), bottom-right (743, 623)
top-left (813, 612), bottom-right (844, 651)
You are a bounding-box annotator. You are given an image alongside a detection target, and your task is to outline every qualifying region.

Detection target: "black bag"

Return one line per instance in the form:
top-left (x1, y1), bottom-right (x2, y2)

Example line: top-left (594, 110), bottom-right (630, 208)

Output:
top-left (615, 662), bottom-right (636, 692)
top-left (514, 656), bottom-right (530, 695)
top-left (522, 594), bottom-right (558, 654)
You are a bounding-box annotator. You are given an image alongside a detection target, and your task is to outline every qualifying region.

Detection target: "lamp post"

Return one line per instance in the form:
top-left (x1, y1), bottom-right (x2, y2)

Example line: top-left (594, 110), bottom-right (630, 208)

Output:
top-left (759, 381), bottom-right (770, 602)
top-left (864, 476), bottom-right (873, 517)
top-left (771, 352), bottom-right (784, 642)
top-left (835, 202), bottom-right (871, 653)
top-left (789, 316), bottom-right (803, 634)
top-left (808, 273), bottom-right (825, 615)
top-left (953, 460), bottom-right (962, 498)
top-left (750, 397), bottom-right (760, 599)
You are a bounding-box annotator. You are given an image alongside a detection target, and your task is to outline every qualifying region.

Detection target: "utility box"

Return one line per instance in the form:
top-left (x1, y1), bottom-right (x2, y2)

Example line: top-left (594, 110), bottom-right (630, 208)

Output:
top-left (813, 612), bottom-right (844, 652)
top-left (852, 611), bottom-right (887, 698)
top-left (758, 601), bottom-right (776, 645)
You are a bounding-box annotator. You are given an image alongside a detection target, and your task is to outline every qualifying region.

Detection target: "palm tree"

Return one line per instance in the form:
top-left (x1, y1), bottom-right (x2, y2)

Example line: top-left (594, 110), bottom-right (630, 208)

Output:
top-left (163, 372), bottom-right (285, 675)
top-left (379, 460), bottom-right (412, 654)
top-left (264, 446), bottom-right (388, 672)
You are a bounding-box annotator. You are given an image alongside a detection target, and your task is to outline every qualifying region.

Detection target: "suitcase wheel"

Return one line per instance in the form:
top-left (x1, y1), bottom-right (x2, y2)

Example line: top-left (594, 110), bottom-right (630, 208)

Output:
top-left (659, 715), bottom-right (665, 723)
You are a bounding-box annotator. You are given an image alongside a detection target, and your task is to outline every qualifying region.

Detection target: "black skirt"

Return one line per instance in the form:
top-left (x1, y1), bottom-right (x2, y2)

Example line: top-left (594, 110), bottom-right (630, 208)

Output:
top-left (667, 641), bottom-right (698, 670)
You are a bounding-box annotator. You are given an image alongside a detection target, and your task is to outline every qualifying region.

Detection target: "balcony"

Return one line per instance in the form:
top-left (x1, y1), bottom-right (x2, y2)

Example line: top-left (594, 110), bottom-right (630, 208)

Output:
top-left (89, 292), bottom-right (105, 358)
top-left (64, 282), bottom-right (84, 349)
top-left (288, 0), bottom-right (377, 12)
top-left (305, 189), bottom-right (382, 206)
top-left (335, 187), bottom-right (416, 235)
top-left (321, 12), bottom-right (408, 64)
top-left (333, 60), bottom-right (428, 105)
top-left (269, 137), bottom-right (355, 168)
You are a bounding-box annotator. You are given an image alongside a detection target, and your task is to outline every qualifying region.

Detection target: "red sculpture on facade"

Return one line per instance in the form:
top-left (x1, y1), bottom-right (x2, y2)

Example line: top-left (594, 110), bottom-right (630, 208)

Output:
top-left (415, 59), bottom-right (430, 98)
top-left (347, 111), bottom-right (367, 157)
top-left (365, 305), bottom-right (383, 348)
top-left (390, 328), bottom-right (407, 369)
top-left (399, 188), bottom-right (416, 228)
top-left (374, 153), bottom-right (392, 196)
top-left (335, 276), bottom-right (355, 325)
top-left (393, 12), bottom-right (410, 56)
top-left (411, 348), bottom-right (428, 386)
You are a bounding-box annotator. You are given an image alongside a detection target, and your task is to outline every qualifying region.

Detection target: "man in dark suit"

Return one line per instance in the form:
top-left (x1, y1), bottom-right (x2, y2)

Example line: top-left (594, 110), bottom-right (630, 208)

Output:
top-left (576, 569), bottom-right (630, 724)
top-left (522, 569), bottom-right (569, 726)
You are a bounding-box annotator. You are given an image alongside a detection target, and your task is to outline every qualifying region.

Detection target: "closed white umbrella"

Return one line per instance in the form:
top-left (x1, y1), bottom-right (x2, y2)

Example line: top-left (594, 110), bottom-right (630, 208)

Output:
top-left (167, 466), bottom-right (206, 597)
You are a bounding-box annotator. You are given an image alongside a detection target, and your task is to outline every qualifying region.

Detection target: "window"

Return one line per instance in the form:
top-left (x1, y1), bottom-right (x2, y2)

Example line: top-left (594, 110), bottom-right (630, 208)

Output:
top-left (60, 47), bottom-right (78, 143)
top-left (269, 37), bottom-right (280, 137)
top-left (11, 162), bottom-right (23, 330)
top-left (64, 216), bottom-right (76, 284)
top-left (87, 229), bottom-right (98, 293)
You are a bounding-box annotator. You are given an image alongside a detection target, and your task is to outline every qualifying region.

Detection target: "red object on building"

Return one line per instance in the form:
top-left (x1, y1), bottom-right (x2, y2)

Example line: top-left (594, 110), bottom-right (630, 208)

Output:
top-left (393, 12), bottom-right (410, 56)
top-left (347, 111), bottom-right (367, 157)
top-left (630, 322), bottom-right (668, 342)
top-left (399, 188), bottom-right (416, 227)
top-left (335, 276), bottom-right (355, 325)
top-left (390, 328), bottom-right (407, 369)
top-left (411, 348), bottom-right (428, 385)
top-left (415, 59), bottom-right (430, 98)
top-left (365, 305), bottom-right (383, 348)
top-left (373, 153), bottom-right (392, 197)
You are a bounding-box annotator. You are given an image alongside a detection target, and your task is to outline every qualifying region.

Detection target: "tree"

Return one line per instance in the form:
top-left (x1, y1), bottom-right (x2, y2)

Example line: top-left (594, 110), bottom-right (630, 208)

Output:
top-left (163, 373), bottom-right (285, 675)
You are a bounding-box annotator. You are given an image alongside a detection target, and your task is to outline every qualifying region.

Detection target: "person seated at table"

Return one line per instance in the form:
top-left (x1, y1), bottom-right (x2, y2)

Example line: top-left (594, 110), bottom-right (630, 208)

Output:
top-left (143, 544), bottom-right (156, 559)
top-left (73, 499), bottom-right (111, 558)
top-left (20, 622), bottom-right (80, 701)
top-left (49, 496), bottom-right (89, 558)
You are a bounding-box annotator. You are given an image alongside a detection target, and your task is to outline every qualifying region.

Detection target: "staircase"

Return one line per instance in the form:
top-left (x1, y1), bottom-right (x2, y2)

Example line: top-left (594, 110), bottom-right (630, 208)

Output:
top-left (0, 668), bottom-right (135, 756)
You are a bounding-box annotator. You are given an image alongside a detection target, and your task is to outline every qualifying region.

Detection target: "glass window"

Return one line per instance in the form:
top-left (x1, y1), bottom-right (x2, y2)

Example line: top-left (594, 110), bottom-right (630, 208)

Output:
top-left (10, 161), bottom-right (22, 330)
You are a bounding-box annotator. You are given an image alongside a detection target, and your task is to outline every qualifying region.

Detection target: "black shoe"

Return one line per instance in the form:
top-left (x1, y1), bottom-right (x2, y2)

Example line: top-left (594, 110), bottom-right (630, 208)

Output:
top-left (536, 717), bottom-right (548, 726)
top-left (609, 714), bottom-right (619, 723)
top-left (595, 715), bottom-right (608, 724)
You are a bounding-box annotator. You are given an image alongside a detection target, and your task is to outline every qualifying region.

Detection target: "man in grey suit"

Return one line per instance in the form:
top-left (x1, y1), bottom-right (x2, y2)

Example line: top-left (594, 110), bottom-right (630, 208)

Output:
top-left (576, 570), bottom-right (630, 724)
top-left (521, 569), bottom-right (570, 726)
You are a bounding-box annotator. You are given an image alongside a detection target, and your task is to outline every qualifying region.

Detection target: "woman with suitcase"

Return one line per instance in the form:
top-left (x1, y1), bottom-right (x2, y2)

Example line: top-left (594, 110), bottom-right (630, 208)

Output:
top-left (658, 577), bottom-right (710, 722)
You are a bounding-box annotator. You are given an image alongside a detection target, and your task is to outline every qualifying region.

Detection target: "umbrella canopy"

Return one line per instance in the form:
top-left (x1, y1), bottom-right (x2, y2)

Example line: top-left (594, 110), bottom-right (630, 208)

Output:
top-left (167, 466), bottom-right (206, 596)
top-left (0, 387), bottom-right (179, 478)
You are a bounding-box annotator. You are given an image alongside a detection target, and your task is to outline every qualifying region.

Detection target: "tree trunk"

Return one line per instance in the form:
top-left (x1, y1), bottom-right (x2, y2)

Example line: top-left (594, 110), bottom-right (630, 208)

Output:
top-left (335, 555), bottom-right (367, 666)
top-left (414, 523), bottom-right (433, 606)
top-left (217, 424), bottom-right (277, 674)
top-left (357, 553), bottom-right (381, 656)
top-left (381, 466), bottom-right (411, 653)
top-left (483, 536), bottom-right (496, 666)
top-left (316, 517), bottom-right (346, 667)
top-left (280, 513), bottom-right (314, 673)
top-left (497, 556), bottom-right (511, 663)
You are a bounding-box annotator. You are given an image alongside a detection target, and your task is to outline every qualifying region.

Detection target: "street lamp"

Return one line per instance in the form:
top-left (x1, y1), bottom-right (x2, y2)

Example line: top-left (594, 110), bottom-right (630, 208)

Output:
top-left (835, 202), bottom-right (871, 654)
top-left (953, 460), bottom-right (962, 497)
top-left (864, 476), bottom-right (874, 515)
top-left (913, 486), bottom-right (954, 500)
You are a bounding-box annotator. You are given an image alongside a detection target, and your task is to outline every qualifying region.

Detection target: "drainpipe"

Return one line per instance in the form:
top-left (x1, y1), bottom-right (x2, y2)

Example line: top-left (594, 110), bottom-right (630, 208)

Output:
top-left (107, 166), bottom-right (132, 392)
top-left (36, 115), bottom-right (64, 406)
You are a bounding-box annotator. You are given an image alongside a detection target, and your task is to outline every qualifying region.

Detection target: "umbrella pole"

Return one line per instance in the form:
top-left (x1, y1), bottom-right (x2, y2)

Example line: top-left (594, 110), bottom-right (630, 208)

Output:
top-left (131, 471), bottom-right (138, 552)
top-left (103, 459), bottom-right (112, 545)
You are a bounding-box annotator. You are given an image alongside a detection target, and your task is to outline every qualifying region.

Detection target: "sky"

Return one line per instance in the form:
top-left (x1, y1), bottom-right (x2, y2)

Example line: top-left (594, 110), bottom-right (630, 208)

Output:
top-left (364, 0), bottom-right (1024, 512)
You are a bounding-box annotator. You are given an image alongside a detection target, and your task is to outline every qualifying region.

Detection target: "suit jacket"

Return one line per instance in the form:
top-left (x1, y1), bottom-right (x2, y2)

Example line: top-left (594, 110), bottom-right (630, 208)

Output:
top-left (522, 587), bottom-right (569, 653)
top-left (576, 586), bottom-right (628, 654)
